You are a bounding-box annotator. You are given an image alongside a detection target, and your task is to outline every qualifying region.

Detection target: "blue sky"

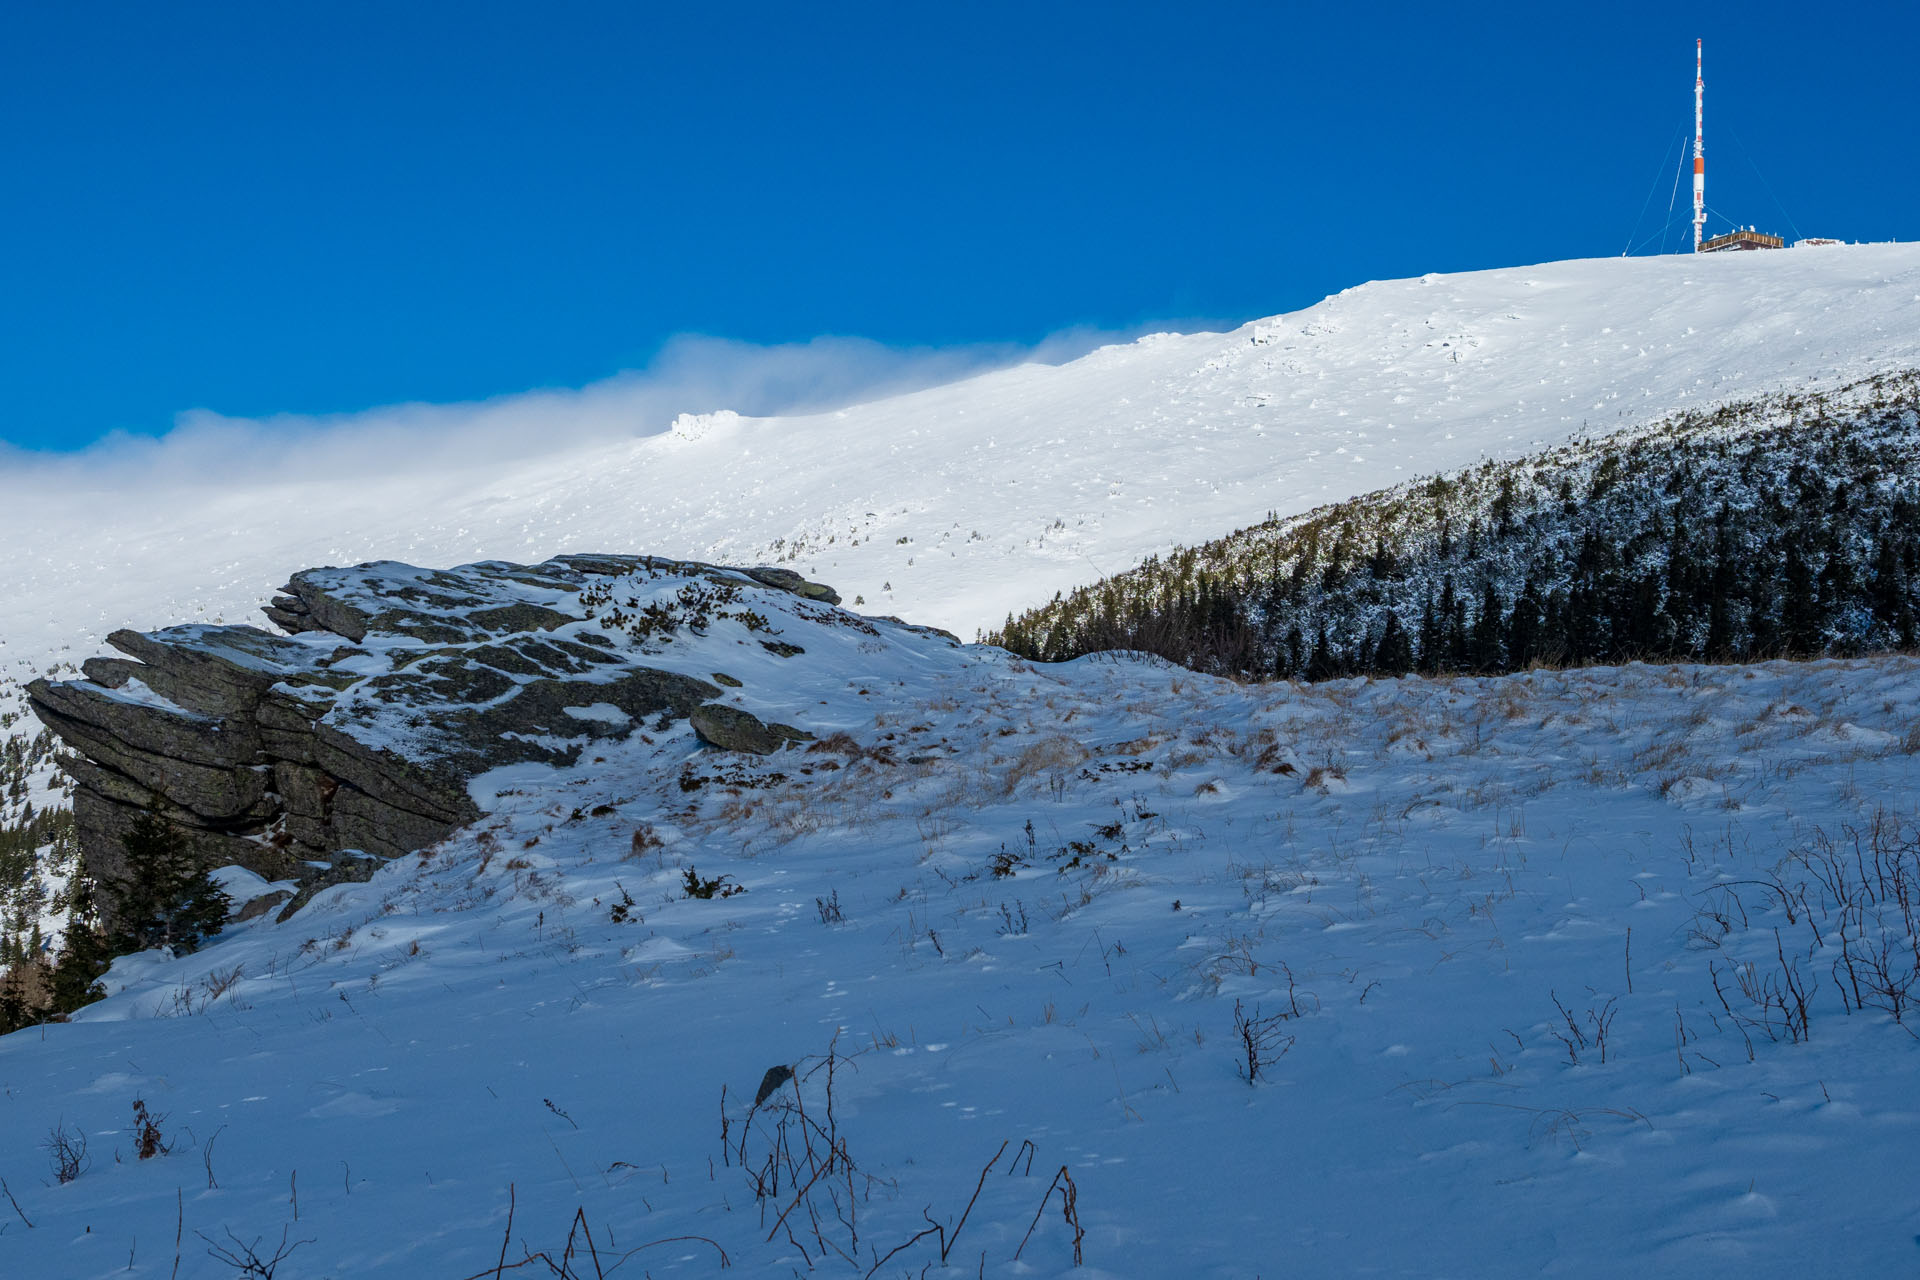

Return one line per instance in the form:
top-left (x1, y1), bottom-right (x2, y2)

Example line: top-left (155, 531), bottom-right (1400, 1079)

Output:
top-left (2, 1), bottom-right (1911, 452)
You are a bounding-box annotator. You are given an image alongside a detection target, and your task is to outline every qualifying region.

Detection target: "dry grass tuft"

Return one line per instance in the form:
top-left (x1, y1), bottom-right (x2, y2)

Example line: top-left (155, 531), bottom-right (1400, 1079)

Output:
top-left (1001, 735), bottom-right (1089, 796)
top-left (1302, 764), bottom-right (1348, 792)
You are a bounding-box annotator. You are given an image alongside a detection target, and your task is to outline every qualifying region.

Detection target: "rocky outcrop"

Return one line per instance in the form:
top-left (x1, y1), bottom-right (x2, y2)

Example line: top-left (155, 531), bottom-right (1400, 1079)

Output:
top-left (29, 555), bottom-right (839, 923)
top-left (688, 703), bottom-right (813, 755)
top-left (739, 567), bottom-right (841, 606)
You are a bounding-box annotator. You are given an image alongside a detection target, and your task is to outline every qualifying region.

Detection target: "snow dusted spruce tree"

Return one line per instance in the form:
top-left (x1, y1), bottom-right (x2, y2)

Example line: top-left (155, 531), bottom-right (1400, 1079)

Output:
top-left (105, 813), bottom-right (230, 957)
top-left (993, 373), bottom-right (1920, 680)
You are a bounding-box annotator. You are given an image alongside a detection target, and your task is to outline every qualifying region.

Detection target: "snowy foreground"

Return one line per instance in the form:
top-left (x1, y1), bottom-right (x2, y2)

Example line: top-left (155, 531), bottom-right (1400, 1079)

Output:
top-left (3, 571), bottom-right (1919, 1277)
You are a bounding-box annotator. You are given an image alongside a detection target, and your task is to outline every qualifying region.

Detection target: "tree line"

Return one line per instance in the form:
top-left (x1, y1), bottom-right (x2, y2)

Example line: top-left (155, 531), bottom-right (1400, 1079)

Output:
top-left (990, 374), bottom-right (1920, 681)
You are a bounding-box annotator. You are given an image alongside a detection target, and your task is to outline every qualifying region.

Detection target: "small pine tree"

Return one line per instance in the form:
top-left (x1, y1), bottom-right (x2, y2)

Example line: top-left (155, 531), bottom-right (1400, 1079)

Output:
top-left (1282, 624), bottom-right (1305, 679)
top-left (1492, 474), bottom-right (1518, 535)
top-left (0, 971), bottom-right (34, 1035)
top-left (1506, 579), bottom-right (1543, 669)
top-left (1374, 611), bottom-right (1414, 675)
top-left (46, 883), bottom-right (110, 1015)
top-left (107, 814), bottom-right (230, 956)
top-left (1869, 531), bottom-right (1907, 628)
top-left (1781, 539), bottom-right (1821, 657)
top-left (1306, 624), bottom-right (1337, 682)
top-left (1471, 584), bottom-right (1506, 672)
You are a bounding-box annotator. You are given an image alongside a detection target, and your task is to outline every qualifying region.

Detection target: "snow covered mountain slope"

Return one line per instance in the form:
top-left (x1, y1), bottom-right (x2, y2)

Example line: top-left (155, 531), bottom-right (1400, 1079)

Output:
top-left (4, 245), bottom-right (1919, 691)
top-left (3, 560), bottom-right (1919, 1275)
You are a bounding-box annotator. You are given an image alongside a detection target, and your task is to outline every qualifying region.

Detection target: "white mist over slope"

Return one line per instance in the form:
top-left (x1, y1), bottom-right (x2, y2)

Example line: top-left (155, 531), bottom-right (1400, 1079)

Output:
top-left (3, 245), bottom-right (1918, 688)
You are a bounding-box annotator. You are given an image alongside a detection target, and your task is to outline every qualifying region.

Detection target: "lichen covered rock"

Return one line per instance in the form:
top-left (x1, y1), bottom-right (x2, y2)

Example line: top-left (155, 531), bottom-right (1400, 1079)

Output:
top-left (29, 554), bottom-right (849, 923)
top-left (689, 703), bottom-right (813, 755)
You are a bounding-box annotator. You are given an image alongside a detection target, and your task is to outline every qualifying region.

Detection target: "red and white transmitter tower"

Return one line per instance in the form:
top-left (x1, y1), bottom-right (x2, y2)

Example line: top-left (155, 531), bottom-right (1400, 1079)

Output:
top-left (1692, 39), bottom-right (1707, 251)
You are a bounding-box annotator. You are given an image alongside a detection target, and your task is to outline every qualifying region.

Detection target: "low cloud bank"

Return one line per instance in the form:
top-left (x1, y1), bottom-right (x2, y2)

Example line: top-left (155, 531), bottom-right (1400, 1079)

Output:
top-left (0, 325), bottom-right (1177, 491)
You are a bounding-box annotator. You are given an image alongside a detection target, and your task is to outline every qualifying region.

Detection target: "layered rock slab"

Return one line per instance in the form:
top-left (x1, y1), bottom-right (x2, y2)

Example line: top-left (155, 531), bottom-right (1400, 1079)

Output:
top-left (29, 555), bottom-right (839, 924)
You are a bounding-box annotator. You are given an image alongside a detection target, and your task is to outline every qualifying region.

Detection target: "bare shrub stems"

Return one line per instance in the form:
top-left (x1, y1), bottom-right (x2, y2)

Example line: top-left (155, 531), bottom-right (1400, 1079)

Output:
top-left (1014, 1165), bottom-right (1084, 1265)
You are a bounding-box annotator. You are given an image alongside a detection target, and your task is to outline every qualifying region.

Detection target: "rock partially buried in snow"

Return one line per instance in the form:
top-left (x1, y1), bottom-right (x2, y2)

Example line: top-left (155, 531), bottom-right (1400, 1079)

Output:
top-left (29, 553), bottom-right (847, 926)
top-left (689, 703), bottom-right (812, 755)
top-left (743, 565), bottom-right (841, 606)
top-left (235, 889), bottom-right (294, 922)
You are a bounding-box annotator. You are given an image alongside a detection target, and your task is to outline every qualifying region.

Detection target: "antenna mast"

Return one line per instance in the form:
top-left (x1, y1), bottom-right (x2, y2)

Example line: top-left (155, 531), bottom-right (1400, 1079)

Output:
top-left (1693, 39), bottom-right (1706, 252)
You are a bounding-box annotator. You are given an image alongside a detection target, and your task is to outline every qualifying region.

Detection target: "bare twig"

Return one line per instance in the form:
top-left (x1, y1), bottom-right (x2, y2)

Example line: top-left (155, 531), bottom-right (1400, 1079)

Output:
top-left (608, 1233), bottom-right (732, 1269)
top-left (460, 1191), bottom-right (735, 1279)
top-left (1014, 1165), bottom-right (1083, 1265)
top-left (0, 1176), bottom-right (33, 1229)
top-left (204, 1125), bottom-right (226, 1189)
top-left (766, 1156), bottom-right (839, 1243)
top-left (1232, 998), bottom-right (1294, 1082)
top-left (941, 1140), bottom-right (1007, 1263)
top-left (42, 1120), bottom-right (88, 1184)
top-left (1776, 927), bottom-right (1815, 1042)
top-left (494, 1183), bottom-right (515, 1280)
top-left (565, 1207), bottom-right (604, 1279)
top-left (864, 1213), bottom-right (942, 1279)
top-left (1710, 961), bottom-right (1757, 1061)
top-left (199, 1224), bottom-right (312, 1278)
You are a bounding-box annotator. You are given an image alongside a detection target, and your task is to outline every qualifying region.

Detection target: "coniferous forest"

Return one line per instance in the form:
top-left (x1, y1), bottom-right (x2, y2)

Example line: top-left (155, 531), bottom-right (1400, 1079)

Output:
top-left (990, 372), bottom-right (1920, 680)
